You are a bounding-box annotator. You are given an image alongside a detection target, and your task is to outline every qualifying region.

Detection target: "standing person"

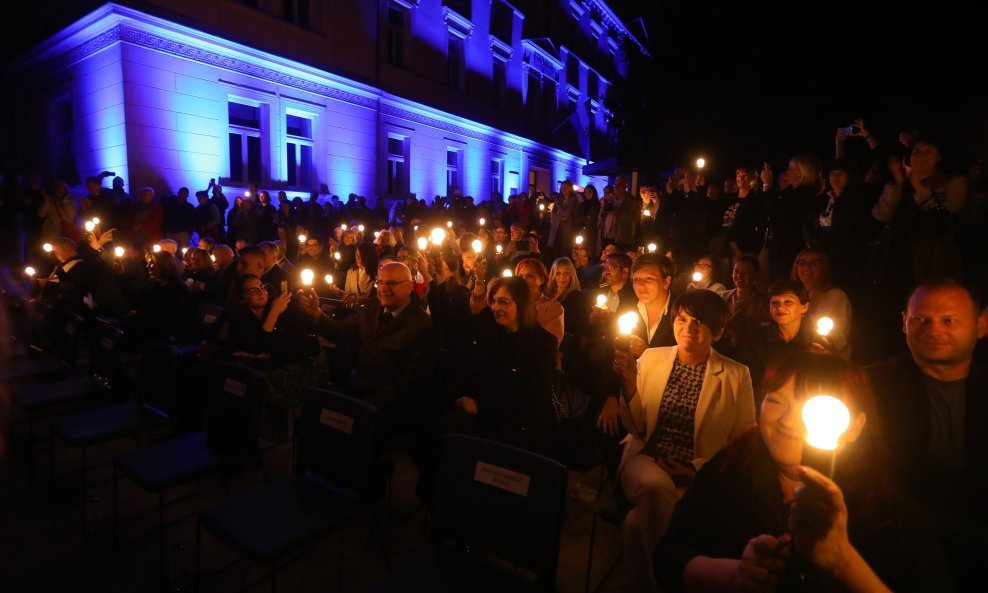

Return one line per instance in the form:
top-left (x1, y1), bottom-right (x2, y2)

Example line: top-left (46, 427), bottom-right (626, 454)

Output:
top-left (762, 155), bottom-right (823, 280)
top-left (612, 175), bottom-right (642, 250)
top-left (163, 187), bottom-right (195, 247)
top-left (256, 191), bottom-right (277, 241)
top-left (194, 190), bottom-right (222, 241)
top-left (612, 290), bottom-right (755, 592)
top-left (38, 181), bottom-right (79, 244)
top-left (548, 179), bottom-right (577, 258)
top-left (598, 184), bottom-right (617, 252)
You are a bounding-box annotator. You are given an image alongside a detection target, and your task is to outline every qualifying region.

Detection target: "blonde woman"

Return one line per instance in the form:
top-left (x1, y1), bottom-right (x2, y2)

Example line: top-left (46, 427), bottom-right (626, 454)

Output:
top-left (761, 154), bottom-right (824, 279)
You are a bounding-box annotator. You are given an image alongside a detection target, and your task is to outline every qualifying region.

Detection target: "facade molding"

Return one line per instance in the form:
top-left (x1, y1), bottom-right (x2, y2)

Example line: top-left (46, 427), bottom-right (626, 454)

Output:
top-left (379, 101), bottom-right (523, 153)
top-left (443, 7), bottom-right (475, 39)
top-left (489, 35), bottom-right (513, 61)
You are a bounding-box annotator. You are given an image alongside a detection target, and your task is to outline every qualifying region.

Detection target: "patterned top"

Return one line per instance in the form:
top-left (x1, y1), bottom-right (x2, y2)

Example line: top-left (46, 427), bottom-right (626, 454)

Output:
top-left (639, 357), bottom-right (707, 465)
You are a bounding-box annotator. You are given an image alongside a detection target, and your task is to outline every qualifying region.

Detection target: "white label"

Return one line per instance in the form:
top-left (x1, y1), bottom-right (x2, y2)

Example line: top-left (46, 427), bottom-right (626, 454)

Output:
top-left (101, 337), bottom-right (114, 350)
top-left (204, 314), bottom-right (217, 324)
top-left (474, 461), bottom-right (530, 497)
top-left (223, 378), bottom-right (247, 397)
top-left (320, 408), bottom-right (354, 434)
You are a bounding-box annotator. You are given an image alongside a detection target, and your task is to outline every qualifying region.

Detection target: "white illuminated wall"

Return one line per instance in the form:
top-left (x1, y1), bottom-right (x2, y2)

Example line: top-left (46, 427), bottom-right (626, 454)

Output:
top-left (14, 3), bottom-right (589, 208)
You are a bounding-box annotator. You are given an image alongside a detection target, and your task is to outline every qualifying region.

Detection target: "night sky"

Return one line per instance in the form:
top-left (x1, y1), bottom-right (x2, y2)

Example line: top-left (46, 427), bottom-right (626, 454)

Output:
top-left (618, 0), bottom-right (988, 181)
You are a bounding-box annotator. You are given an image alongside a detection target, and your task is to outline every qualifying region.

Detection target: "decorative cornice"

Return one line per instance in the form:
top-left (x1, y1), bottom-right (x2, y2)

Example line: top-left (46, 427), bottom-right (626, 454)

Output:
top-left (380, 103), bottom-right (523, 153)
top-left (489, 35), bottom-right (513, 61)
top-left (443, 7), bottom-right (475, 39)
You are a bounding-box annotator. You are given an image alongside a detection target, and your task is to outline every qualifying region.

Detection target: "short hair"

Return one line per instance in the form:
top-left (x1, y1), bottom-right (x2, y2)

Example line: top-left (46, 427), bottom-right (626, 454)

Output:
top-left (487, 276), bottom-right (538, 331)
top-left (632, 253), bottom-right (675, 279)
top-left (515, 257), bottom-right (549, 290)
top-left (733, 253), bottom-right (760, 272)
top-left (605, 252), bottom-right (633, 271)
top-left (907, 277), bottom-right (983, 315)
top-left (53, 237), bottom-right (78, 252)
top-left (258, 242), bottom-right (278, 256)
top-left (458, 233), bottom-right (478, 253)
top-left (672, 289), bottom-right (729, 334)
top-left (768, 278), bottom-right (810, 305)
top-left (237, 245), bottom-right (265, 263)
top-left (198, 237), bottom-right (215, 251)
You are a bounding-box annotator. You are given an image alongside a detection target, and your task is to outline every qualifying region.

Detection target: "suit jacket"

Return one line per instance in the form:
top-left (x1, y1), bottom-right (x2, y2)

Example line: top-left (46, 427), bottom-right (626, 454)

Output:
top-left (619, 346), bottom-right (755, 472)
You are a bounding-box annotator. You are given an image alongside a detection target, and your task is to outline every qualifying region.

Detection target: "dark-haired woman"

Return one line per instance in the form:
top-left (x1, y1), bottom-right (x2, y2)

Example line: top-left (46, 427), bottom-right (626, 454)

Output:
top-left (654, 351), bottom-right (952, 593)
top-left (612, 290), bottom-right (755, 592)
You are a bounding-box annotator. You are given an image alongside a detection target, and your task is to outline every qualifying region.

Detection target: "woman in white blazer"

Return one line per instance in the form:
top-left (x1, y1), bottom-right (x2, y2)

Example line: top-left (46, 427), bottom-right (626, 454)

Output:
top-left (612, 289), bottom-right (756, 592)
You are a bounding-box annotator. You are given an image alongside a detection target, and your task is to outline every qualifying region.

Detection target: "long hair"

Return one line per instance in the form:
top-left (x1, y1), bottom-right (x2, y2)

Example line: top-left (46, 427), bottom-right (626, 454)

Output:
top-left (546, 257), bottom-right (581, 301)
top-left (354, 242), bottom-right (378, 278)
top-left (789, 248), bottom-right (833, 292)
top-left (789, 153), bottom-right (825, 193)
top-left (227, 273), bottom-right (265, 310)
top-left (487, 276), bottom-right (538, 331)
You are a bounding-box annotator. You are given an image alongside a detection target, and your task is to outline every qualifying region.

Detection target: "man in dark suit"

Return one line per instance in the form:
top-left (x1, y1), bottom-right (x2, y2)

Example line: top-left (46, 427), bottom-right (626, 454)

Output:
top-left (40, 237), bottom-right (101, 316)
top-left (299, 262), bottom-right (438, 433)
top-left (867, 278), bottom-right (988, 588)
top-left (259, 241), bottom-right (290, 296)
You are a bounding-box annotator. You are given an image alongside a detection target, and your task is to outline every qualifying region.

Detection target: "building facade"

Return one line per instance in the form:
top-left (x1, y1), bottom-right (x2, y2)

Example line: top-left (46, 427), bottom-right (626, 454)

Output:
top-left (4, 0), bottom-right (647, 205)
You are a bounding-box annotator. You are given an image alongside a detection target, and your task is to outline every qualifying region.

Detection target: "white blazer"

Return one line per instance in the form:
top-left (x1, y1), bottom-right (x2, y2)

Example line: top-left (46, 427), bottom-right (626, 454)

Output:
top-left (619, 346), bottom-right (756, 473)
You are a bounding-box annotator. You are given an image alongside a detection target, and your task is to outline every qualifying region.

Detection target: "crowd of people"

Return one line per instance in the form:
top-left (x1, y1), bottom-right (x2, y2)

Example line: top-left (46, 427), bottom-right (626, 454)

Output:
top-left (2, 117), bottom-right (987, 592)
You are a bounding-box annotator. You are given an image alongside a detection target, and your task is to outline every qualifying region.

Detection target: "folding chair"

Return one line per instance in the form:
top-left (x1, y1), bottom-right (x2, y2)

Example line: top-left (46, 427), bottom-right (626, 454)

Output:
top-left (1, 305), bottom-right (82, 382)
top-left (195, 387), bottom-right (388, 593)
top-left (369, 434), bottom-right (569, 592)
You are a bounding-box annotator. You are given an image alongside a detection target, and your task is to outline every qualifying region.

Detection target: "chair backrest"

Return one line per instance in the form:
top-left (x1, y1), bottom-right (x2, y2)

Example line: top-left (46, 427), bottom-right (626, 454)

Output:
top-left (89, 322), bottom-right (126, 396)
top-left (28, 301), bottom-right (55, 353)
top-left (204, 361), bottom-right (266, 454)
top-left (136, 341), bottom-right (185, 415)
top-left (434, 434), bottom-right (568, 588)
top-left (295, 387), bottom-right (383, 497)
top-left (53, 311), bottom-right (84, 368)
top-left (196, 303), bottom-right (224, 340)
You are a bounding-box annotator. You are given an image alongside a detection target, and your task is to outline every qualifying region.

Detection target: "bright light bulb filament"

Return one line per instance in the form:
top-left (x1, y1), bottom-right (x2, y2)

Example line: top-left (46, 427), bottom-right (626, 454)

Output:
top-left (802, 395), bottom-right (851, 451)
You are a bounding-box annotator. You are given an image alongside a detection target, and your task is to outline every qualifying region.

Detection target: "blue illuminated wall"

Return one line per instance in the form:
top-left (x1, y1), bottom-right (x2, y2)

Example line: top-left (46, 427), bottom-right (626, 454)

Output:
top-left (13, 3), bottom-right (589, 206)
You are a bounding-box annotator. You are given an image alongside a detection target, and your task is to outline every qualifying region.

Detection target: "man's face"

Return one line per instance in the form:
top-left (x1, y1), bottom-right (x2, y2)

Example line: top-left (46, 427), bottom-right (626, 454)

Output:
top-left (494, 227), bottom-right (508, 242)
top-left (178, 188), bottom-right (189, 200)
top-left (732, 261), bottom-right (757, 291)
top-left (241, 254), bottom-right (266, 277)
top-left (376, 265), bottom-right (414, 309)
top-left (304, 239), bottom-right (323, 256)
top-left (52, 244), bottom-right (75, 263)
top-left (602, 257), bottom-right (629, 288)
top-left (510, 226), bottom-right (525, 241)
top-left (631, 264), bottom-right (670, 306)
top-left (904, 287), bottom-right (987, 369)
top-left (600, 244), bottom-right (617, 263)
top-left (87, 181), bottom-right (101, 196)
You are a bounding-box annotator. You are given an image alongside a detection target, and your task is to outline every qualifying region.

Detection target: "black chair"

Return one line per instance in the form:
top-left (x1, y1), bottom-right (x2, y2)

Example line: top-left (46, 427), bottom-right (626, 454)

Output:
top-left (112, 361), bottom-right (266, 580)
top-left (196, 302), bottom-right (224, 339)
top-left (196, 387), bottom-right (387, 593)
top-left (369, 434), bottom-right (569, 593)
top-left (48, 341), bottom-right (189, 529)
top-left (1, 305), bottom-right (82, 383)
top-left (583, 491), bottom-right (631, 593)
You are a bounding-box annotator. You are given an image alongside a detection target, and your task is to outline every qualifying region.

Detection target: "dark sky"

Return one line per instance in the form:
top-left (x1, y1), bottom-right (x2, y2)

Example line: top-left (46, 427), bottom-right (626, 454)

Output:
top-left (615, 0), bottom-right (988, 180)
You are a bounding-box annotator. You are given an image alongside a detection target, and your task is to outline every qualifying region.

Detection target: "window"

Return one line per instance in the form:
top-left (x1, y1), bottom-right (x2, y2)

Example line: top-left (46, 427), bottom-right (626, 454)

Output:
top-left (588, 72), bottom-right (599, 100)
top-left (283, 0), bottom-right (310, 27)
top-left (386, 5), bottom-right (405, 67)
top-left (285, 112), bottom-right (313, 188)
top-left (567, 53), bottom-right (580, 88)
top-left (387, 135), bottom-right (408, 196)
top-left (446, 149), bottom-right (462, 196)
top-left (228, 100), bottom-right (264, 184)
top-left (492, 59), bottom-right (506, 106)
top-left (491, 1), bottom-right (512, 43)
top-left (526, 70), bottom-right (541, 117)
top-left (447, 35), bottom-right (463, 90)
top-left (491, 158), bottom-right (503, 199)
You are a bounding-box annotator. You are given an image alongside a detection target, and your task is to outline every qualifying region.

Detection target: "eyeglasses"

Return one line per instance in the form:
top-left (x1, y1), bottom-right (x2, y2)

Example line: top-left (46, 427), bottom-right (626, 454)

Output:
top-left (305, 242), bottom-right (321, 248)
top-left (244, 285), bottom-right (269, 295)
top-left (695, 263), bottom-right (712, 269)
top-left (374, 280), bottom-right (412, 290)
top-left (490, 297), bottom-right (515, 307)
top-left (602, 264), bottom-right (627, 272)
top-left (795, 259), bottom-right (823, 268)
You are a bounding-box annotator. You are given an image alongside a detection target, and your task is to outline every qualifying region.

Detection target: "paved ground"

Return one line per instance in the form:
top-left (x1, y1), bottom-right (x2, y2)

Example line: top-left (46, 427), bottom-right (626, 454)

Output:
top-left (0, 409), bottom-right (632, 593)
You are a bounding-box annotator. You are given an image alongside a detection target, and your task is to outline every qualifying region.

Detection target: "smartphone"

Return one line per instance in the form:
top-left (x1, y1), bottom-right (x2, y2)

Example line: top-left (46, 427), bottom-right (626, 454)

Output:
top-left (280, 280), bottom-right (288, 293)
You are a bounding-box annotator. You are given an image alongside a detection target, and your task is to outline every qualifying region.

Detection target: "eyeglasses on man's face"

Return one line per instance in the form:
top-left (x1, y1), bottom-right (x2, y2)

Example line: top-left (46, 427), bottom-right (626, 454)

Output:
top-left (375, 280), bottom-right (412, 290)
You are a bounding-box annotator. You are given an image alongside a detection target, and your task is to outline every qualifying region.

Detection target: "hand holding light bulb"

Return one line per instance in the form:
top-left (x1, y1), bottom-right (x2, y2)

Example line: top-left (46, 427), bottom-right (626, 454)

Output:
top-left (300, 268), bottom-right (315, 287)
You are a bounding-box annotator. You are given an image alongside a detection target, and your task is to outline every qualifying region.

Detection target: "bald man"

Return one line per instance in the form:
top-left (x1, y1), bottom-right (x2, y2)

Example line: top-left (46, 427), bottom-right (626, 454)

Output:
top-left (200, 244), bottom-right (237, 304)
top-left (299, 262), bottom-right (438, 431)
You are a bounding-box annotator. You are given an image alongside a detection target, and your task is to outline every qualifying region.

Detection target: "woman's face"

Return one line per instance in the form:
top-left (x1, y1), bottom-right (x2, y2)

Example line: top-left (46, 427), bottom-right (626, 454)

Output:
top-left (794, 252), bottom-right (825, 289)
top-left (693, 258), bottom-right (713, 281)
top-left (553, 266), bottom-right (572, 292)
top-left (673, 308), bottom-right (716, 354)
top-left (760, 376), bottom-right (807, 470)
top-left (241, 277), bottom-right (269, 309)
top-left (786, 159), bottom-right (804, 187)
top-left (355, 250), bottom-right (363, 268)
top-left (828, 170), bottom-right (849, 195)
top-left (732, 261), bottom-right (757, 291)
top-left (515, 263), bottom-right (543, 296)
top-left (910, 142), bottom-right (941, 174)
top-left (770, 291), bottom-right (809, 326)
top-left (490, 286), bottom-right (519, 331)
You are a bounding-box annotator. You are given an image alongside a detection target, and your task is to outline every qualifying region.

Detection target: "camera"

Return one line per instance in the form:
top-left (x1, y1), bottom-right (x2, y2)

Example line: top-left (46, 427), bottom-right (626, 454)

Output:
top-left (839, 126), bottom-right (859, 135)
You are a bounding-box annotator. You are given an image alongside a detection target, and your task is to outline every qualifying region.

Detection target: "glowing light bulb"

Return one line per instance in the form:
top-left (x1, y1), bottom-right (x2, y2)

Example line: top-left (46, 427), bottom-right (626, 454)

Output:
top-left (596, 294), bottom-right (607, 308)
top-left (244, 191), bottom-right (251, 198)
top-left (502, 269), bottom-right (513, 278)
top-left (325, 274), bottom-right (333, 285)
top-left (430, 228), bottom-right (445, 245)
top-left (84, 220), bottom-right (95, 232)
top-left (153, 244), bottom-right (161, 253)
top-left (816, 317), bottom-right (834, 337)
top-left (413, 225), bottom-right (419, 231)
top-left (417, 237), bottom-right (428, 250)
top-left (643, 209), bottom-right (651, 217)
top-left (43, 243), bottom-right (53, 253)
top-left (298, 234), bottom-right (306, 243)
top-left (472, 239), bottom-right (483, 254)
top-left (479, 217), bottom-right (486, 226)
top-left (300, 268), bottom-right (315, 286)
top-left (114, 246), bottom-right (125, 258)
top-left (539, 203), bottom-right (545, 211)
top-left (181, 247), bottom-right (188, 255)
top-left (696, 158), bottom-right (706, 169)
top-left (334, 252), bottom-right (341, 260)
top-left (618, 312), bottom-right (639, 335)
top-left (802, 395), bottom-right (851, 451)
top-left (25, 266), bottom-right (36, 277)
top-left (495, 244), bottom-right (503, 254)
top-left (446, 220), bottom-right (453, 228)
top-left (647, 243), bottom-right (657, 253)
top-left (374, 231), bottom-right (380, 239)
top-left (210, 254), bottom-right (216, 263)
top-left (692, 271), bottom-right (703, 282)
top-left (575, 235), bottom-right (584, 246)
top-left (341, 224), bottom-right (348, 231)
top-left (357, 224), bottom-right (365, 233)
top-left (92, 217), bottom-right (100, 225)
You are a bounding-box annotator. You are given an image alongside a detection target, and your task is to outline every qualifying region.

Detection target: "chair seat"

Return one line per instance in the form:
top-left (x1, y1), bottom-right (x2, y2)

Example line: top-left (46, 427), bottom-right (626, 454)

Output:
top-left (369, 545), bottom-right (546, 593)
top-left (114, 432), bottom-right (246, 492)
top-left (50, 402), bottom-right (168, 446)
top-left (0, 358), bottom-right (72, 382)
top-left (198, 476), bottom-right (360, 564)
top-left (13, 376), bottom-right (97, 411)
